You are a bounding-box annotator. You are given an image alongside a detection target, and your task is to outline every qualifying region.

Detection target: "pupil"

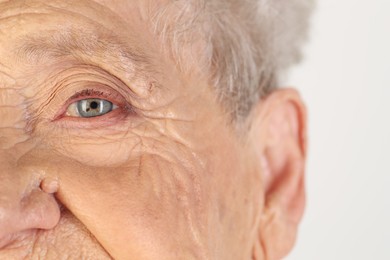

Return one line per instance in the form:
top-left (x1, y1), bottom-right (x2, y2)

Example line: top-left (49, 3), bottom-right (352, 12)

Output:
top-left (90, 101), bottom-right (99, 110)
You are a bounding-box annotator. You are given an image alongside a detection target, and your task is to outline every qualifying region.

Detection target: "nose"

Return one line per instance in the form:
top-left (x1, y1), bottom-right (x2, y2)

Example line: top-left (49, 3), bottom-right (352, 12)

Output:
top-left (0, 167), bottom-right (61, 248)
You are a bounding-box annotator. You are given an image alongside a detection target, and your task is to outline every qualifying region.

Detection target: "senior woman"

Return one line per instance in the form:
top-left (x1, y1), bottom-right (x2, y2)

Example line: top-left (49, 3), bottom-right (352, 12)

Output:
top-left (0, 0), bottom-right (313, 259)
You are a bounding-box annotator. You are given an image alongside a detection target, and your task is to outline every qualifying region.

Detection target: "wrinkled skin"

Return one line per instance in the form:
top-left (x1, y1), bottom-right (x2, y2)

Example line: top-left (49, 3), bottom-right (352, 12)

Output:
top-left (0, 0), bottom-right (307, 259)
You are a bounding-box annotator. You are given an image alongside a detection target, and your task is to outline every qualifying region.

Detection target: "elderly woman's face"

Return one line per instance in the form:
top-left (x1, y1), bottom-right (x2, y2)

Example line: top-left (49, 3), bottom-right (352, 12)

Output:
top-left (0, 0), bottom-right (306, 259)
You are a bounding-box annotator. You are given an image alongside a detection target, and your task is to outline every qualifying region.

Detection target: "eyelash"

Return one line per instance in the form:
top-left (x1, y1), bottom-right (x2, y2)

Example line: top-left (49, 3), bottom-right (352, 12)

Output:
top-left (54, 87), bottom-right (132, 124)
top-left (69, 88), bottom-right (114, 100)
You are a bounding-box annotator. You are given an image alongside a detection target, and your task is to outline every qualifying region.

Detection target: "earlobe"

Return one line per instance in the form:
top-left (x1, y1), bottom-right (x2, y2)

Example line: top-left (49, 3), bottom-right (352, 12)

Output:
top-left (249, 88), bottom-right (307, 260)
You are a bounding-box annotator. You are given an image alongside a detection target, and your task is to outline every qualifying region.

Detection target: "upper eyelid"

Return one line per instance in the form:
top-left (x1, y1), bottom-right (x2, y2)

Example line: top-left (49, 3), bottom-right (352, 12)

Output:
top-left (67, 89), bottom-right (119, 102)
top-left (26, 60), bottom-right (152, 122)
top-left (51, 66), bottom-right (143, 102)
top-left (26, 65), bottom-right (142, 130)
top-left (70, 89), bottom-right (106, 99)
top-left (44, 67), bottom-right (130, 103)
top-left (57, 88), bottom-right (127, 119)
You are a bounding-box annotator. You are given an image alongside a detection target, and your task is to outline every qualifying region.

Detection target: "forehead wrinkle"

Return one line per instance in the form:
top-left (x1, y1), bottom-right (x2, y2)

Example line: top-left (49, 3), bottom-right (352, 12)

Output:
top-left (14, 28), bottom-right (157, 79)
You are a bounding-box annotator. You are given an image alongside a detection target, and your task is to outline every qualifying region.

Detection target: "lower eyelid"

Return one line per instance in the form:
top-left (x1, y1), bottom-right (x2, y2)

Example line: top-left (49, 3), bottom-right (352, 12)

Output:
top-left (55, 107), bottom-right (131, 129)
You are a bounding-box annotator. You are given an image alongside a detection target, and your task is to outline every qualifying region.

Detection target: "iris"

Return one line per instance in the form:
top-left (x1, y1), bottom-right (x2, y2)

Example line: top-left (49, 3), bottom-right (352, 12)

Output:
top-left (76, 99), bottom-right (114, 118)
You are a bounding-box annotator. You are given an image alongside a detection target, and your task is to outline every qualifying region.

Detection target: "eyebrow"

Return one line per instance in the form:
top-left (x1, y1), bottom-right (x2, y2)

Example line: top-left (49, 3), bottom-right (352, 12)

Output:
top-left (15, 29), bottom-right (156, 78)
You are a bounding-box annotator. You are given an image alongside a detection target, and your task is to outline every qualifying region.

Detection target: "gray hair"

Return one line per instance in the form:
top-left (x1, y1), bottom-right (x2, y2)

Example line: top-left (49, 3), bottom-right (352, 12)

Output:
top-left (150, 0), bottom-right (314, 122)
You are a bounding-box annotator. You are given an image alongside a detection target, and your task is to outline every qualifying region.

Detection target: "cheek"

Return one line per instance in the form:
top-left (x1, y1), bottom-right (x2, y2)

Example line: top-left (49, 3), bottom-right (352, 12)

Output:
top-left (49, 138), bottom-right (139, 167)
top-left (23, 103), bottom-right (260, 259)
top-left (194, 134), bottom-right (265, 258)
top-left (50, 145), bottom-right (210, 259)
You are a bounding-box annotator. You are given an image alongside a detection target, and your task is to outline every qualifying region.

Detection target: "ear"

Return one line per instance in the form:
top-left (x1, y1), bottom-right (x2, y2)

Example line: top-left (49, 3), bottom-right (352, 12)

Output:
top-left (249, 88), bottom-right (307, 260)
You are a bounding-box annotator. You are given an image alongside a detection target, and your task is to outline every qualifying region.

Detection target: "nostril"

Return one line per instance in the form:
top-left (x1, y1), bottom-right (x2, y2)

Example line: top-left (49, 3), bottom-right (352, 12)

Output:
top-left (0, 181), bottom-right (61, 247)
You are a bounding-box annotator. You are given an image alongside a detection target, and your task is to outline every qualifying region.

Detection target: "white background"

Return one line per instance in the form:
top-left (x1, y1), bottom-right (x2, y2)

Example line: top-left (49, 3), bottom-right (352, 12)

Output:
top-left (286, 0), bottom-right (390, 259)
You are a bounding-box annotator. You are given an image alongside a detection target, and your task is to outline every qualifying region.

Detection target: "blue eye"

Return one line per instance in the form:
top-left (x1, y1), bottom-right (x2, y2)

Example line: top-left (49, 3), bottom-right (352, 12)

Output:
top-left (66, 99), bottom-right (118, 118)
